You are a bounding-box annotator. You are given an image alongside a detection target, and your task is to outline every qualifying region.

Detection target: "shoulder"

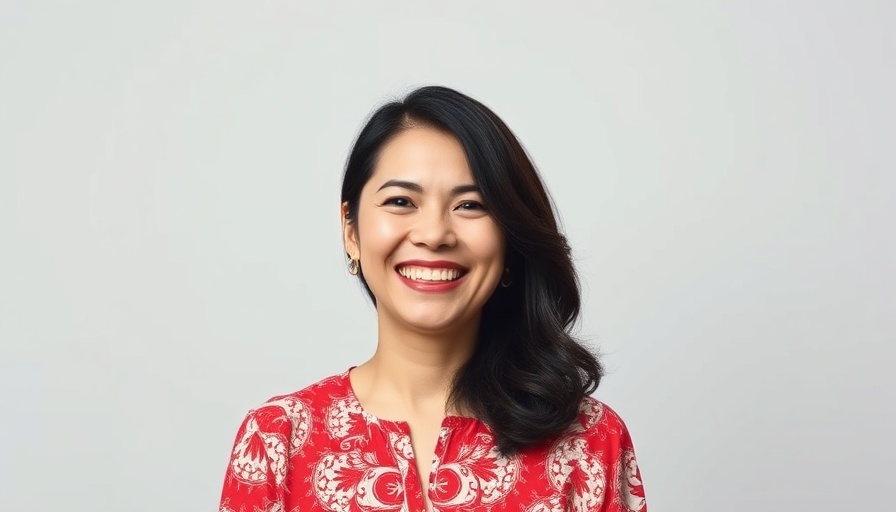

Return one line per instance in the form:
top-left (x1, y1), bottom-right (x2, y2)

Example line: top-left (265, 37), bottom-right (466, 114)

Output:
top-left (569, 396), bottom-right (643, 464)
top-left (232, 371), bottom-right (349, 444)
top-left (255, 372), bottom-right (348, 412)
top-left (575, 396), bottom-right (633, 441)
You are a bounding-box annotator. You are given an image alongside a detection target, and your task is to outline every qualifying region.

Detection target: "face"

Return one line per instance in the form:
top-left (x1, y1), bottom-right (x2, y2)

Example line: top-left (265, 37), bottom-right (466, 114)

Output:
top-left (343, 126), bottom-right (506, 335)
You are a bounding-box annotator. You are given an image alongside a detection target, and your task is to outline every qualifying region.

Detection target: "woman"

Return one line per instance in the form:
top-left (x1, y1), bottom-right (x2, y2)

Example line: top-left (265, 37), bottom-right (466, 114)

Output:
top-left (219, 86), bottom-right (647, 512)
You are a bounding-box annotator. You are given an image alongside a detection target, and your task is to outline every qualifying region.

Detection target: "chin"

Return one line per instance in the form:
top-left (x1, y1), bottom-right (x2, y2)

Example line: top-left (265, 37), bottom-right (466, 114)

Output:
top-left (393, 307), bottom-right (473, 335)
top-left (402, 315), bottom-right (463, 334)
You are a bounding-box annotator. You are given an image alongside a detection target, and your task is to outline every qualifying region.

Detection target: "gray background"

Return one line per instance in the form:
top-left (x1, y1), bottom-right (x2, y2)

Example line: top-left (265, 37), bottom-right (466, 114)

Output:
top-left (1, 1), bottom-right (893, 510)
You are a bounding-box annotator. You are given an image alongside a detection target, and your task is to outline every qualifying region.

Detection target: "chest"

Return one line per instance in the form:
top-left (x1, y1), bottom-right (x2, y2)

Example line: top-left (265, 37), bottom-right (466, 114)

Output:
top-left (289, 420), bottom-right (575, 512)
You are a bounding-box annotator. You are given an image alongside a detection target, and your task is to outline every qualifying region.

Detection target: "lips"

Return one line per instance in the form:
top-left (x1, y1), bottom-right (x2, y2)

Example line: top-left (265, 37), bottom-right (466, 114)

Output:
top-left (397, 266), bottom-right (463, 282)
top-left (394, 260), bottom-right (468, 290)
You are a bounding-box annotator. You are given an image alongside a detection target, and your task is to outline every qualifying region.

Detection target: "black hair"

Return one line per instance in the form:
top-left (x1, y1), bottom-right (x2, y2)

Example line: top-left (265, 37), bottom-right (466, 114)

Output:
top-left (340, 85), bottom-right (603, 455)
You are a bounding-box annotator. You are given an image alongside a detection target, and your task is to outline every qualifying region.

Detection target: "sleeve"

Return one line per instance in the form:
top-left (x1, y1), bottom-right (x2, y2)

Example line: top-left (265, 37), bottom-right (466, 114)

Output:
top-left (594, 405), bottom-right (647, 512)
top-left (219, 408), bottom-right (290, 512)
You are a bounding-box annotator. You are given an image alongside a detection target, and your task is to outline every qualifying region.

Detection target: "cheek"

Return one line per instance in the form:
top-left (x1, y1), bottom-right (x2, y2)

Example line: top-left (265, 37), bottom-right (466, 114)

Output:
top-left (467, 223), bottom-right (507, 266)
top-left (357, 212), bottom-right (404, 260)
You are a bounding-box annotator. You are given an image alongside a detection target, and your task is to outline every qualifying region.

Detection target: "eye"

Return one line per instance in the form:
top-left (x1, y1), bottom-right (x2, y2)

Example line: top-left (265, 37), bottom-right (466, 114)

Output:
top-left (456, 200), bottom-right (487, 211)
top-left (381, 196), bottom-right (415, 208)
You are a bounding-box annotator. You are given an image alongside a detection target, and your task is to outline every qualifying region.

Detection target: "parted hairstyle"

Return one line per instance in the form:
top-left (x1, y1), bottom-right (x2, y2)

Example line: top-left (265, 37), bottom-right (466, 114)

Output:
top-left (340, 85), bottom-right (604, 456)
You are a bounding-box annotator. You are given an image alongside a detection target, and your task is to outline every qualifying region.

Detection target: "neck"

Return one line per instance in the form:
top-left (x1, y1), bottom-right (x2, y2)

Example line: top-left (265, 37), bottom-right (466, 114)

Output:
top-left (351, 311), bottom-right (480, 419)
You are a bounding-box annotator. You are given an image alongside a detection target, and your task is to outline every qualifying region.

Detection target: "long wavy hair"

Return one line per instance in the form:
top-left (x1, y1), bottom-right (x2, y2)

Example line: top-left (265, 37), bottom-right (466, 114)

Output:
top-left (341, 85), bottom-right (603, 455)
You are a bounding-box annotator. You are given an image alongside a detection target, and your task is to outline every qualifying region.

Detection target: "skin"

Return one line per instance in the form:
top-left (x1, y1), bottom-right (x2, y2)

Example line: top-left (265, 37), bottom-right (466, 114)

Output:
top-left (342, 126), bottom-right (506, 510)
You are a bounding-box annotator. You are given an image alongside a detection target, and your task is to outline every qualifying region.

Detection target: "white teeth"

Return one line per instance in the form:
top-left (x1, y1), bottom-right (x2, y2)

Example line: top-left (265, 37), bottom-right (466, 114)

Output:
top-left (397, 266), bottom-right (462, 282)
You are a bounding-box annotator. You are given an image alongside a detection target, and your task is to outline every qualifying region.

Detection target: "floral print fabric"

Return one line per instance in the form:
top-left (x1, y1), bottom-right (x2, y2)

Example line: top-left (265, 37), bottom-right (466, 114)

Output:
top-left (220, 370), bottom-right (647, 512)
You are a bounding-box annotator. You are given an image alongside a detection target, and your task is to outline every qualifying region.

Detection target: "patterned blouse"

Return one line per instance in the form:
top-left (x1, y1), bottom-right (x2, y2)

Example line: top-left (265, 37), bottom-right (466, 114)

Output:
top-left (219, 370), bottom-right (647, 512)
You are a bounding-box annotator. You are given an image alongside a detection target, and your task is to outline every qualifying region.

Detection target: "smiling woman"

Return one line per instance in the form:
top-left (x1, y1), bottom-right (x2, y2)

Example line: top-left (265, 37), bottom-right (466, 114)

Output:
top-left (346, 127), bottom-right (507, 336)
top-left (219, 86), bottom-right (648, 512)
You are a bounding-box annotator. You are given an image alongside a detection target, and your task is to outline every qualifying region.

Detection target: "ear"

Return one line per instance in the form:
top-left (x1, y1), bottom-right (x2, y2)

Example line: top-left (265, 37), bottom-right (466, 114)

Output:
top-left (341, 202), bottom-right (360, 260)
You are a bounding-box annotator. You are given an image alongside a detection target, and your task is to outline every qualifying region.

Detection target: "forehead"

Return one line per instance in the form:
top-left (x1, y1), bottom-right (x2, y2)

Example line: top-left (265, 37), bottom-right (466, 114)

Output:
top-left (367, 127), bottom-right (474, 188)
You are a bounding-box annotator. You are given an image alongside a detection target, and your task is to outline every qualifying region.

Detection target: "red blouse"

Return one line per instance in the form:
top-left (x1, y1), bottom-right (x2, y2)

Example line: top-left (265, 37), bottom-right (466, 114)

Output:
top-left (219, 370), bottom-right (647, 512)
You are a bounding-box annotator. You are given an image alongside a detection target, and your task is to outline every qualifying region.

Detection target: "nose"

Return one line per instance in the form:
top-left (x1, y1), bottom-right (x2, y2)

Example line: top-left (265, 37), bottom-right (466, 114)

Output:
top-left (409, 208), bottom-right (457, 249)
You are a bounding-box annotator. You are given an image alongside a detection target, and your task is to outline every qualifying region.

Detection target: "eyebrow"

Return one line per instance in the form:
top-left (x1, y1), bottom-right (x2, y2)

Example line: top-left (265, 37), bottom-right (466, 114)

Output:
top-left (376, 179), bottom-right (480, 196)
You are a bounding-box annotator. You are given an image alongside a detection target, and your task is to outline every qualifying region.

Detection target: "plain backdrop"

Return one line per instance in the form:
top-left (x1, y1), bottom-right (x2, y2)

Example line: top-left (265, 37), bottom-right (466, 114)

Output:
top-left (1, 1), bottom-right (894, 511)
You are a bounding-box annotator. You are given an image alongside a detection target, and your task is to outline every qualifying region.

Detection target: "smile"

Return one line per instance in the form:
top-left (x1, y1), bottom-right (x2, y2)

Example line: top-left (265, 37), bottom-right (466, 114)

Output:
top-left (394, 260), bottom-right (469, 292)
top-left (396, 266), bottom-right (464, 282)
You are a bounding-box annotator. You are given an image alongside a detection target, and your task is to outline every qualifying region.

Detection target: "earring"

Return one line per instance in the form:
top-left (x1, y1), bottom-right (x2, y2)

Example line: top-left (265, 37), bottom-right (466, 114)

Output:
top-left (500, 267), bottom-right (512, 288)
top-left (348, 258), bottom-right (360, 275)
